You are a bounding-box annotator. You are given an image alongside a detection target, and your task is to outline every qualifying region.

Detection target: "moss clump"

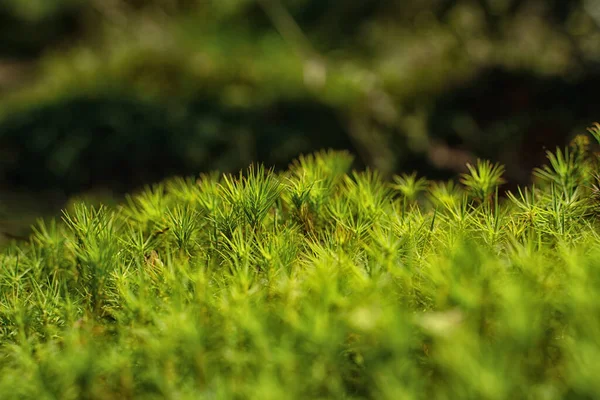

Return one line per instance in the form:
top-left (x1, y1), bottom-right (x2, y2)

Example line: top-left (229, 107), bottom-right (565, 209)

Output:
top-left (2, 126), bottom-right (600, 399)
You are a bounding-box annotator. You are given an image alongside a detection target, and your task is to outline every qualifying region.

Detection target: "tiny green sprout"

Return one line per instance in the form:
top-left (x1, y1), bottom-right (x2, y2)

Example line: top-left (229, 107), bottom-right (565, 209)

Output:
top-left (588, 122), bottom-right (600, 145)
top-left (533, 146), bottom-right (582, 196)
top-left (460, 159), bottom-right (506, 202)
top-left (391, 172), bottom-right (428, 202)
top-left (220, 164), bottom-right (283, 230)
top-left (166, 205), bottom-right (199, 252)
top-left (428, 180), bottom-right (463, 210)
top-left (289, 149), bottom-right (354, 187)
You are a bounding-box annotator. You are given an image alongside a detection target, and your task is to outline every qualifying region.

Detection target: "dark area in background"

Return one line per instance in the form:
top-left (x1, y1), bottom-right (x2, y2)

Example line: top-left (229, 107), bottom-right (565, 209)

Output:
top-left (430, 67), bottom-right (600, 187)
top-left (0, 95), bottom-right (359, 194)
top-left (0, 0), bottom-right (599, 239)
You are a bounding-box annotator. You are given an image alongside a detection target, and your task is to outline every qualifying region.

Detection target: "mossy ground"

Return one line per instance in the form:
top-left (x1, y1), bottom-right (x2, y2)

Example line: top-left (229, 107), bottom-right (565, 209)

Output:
top-left (2, 127), bottom-right (600, 399)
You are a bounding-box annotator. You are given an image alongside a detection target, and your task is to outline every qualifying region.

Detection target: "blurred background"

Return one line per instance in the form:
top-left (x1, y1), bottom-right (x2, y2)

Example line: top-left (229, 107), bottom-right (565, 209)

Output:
top-left (1, 0), bottom-right (599, 241)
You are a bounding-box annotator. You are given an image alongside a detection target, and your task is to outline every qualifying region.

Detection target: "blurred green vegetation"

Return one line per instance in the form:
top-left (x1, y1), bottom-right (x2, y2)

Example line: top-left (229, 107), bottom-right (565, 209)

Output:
top-left (1, 0), bottom-right (600, 235)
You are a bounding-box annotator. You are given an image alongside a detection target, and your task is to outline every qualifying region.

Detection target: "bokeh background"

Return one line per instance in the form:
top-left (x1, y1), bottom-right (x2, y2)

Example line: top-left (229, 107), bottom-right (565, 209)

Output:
top-left (1, 0), bottom-right (600, 240)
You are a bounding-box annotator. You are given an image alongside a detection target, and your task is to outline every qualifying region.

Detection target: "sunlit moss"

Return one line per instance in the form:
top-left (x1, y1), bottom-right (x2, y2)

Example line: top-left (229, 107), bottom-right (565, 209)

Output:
top-left (1, 129), bottom-right (600, 398)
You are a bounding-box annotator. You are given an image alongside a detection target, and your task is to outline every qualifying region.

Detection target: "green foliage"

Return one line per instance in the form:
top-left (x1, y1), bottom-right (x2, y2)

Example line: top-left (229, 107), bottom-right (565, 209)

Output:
top-left (534, 147), bottom-right (583, 197)
top-left (391, 172), bottom-right (428, 202)
top-left (2, 127), bottom-right (600, 398)
top-left (460, 159), bottom-right (505, 202)
top-left (220, 165), bottom-right (283, 230)
top-left (589, 122), bottom-right (600, 145)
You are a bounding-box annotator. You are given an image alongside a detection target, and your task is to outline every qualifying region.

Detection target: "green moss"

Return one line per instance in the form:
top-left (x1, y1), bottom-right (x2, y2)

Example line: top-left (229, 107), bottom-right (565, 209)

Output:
top-left (1, 127), bottom-right (600, 398)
